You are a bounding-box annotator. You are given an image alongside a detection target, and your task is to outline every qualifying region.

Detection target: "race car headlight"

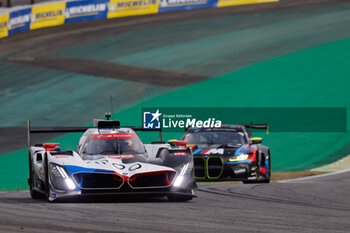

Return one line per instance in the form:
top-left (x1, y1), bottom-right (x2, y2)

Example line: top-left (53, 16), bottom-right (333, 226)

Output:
top-left (50, 164), bottom-right (76, 191)
top-left (64, 178), bottom-right (76, 190)
top-left (173, 176), bottom-right (184, 187)
top-left (173, 163), bottom-right (192, 187)
top-left (229, 154), bottom-right (249, 162)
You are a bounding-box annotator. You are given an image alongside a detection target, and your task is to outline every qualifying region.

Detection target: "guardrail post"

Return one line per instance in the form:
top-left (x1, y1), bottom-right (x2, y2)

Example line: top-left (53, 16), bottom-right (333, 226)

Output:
top-left (27, 120), bottom-right (31, 148)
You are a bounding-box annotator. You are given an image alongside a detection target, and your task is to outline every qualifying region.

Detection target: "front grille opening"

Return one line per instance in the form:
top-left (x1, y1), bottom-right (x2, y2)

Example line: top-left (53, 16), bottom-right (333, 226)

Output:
top-left (129, 171), bottom-right (176, 188)
top-left (73, 173), bottom-right (123, 189)
top-left (194, 158), bottom-right (205, 178)
top-left (207, 157), bottom-right (223, 178)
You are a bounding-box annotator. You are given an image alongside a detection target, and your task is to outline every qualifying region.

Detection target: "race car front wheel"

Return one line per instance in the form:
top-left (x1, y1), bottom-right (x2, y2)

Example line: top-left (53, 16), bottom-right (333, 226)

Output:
top-left (44, 153), bottom-right (52, 201)
top-left (242, 171), bottom-right (260, 184)
top-left (243, 152), bottom-right (270, 184)
top-left (29, 152), bottom-right (45, 199)
top-left (259, 153), bottom-right (271, 183)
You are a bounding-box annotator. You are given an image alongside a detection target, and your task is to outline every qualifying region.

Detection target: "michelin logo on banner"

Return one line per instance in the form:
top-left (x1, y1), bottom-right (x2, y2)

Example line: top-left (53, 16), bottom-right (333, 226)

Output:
top-left (31, 10), bottom-right (63, 23)
top-left (65, 0), bottom-right (109, 23)
top-left (143, 109), bottom-right (222, 129)
top-left (30, 3), bottom-right (66, 30)
top-left (110, 0), bottom-right (156, 9)
top-left (8, 8), bottom-right (31, 35)
top-left (107, 0), bottom-right (158, 18)
top-left (159, 0), bottom-right (217, 12)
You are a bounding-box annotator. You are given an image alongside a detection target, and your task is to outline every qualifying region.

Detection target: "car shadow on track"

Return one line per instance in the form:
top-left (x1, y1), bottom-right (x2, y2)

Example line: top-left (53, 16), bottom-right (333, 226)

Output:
top-left (0, 194), bottom-right (187, 204)
top-left (54, 195), bottom-right (170, 203)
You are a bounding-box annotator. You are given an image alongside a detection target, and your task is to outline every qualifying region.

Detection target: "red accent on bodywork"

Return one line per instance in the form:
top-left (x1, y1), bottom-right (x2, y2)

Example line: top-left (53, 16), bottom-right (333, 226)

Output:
top-left (90, 133), bottom-right (138, 140)
top-left (171, 141), bottom-right (187, 148)
top-left (112, 171), bottom-right (128, 181)
top-left (260, 167), bottom-right (266, 174)
top-left (200, 149), bottom-right (210, 154)
top-left (128, 170), bottom-right (176, 185)
top-left (112, 170), bottom-right (176, 185)
top-left (115, 133), bottom-right (138, 139)
top-left (248, 148), bottom-right (257, 162)
top-left (54, 155), bottom-right (70, 159)
top-left (43, 143), bottom-right (61, 151)
top-left (108, 155), bottom-right (134, 159)
top-left (90, 134), bottom-right (117, 140)
top-left (111, 170), bottom-right (178, 189)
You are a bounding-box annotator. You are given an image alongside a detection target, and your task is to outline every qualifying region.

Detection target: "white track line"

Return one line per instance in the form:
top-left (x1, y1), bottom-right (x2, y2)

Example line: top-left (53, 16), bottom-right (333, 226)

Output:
top-left (0, 190), bottom-right (27, 193)
top-left (279, 167), bottom-right (350, 183)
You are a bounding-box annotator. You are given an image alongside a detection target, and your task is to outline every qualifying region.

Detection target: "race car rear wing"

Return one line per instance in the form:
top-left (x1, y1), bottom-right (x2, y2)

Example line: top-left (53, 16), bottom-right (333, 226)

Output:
top-left (27, 120), bottom-right (162, 147)
top-left (243, 122), bottom-right (269, 137)
top-left (184, 122), bottom-right (269, 138)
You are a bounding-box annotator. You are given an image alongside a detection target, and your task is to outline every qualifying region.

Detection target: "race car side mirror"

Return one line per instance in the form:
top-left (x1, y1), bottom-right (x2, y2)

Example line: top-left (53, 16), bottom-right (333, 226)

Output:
top-left (250, 137), bottom-right (262, 144)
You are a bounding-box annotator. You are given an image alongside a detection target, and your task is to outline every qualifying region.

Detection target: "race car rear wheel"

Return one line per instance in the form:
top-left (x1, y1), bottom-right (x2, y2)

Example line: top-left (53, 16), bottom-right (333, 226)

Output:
top-left (29, 152), bottom-right (45, 199)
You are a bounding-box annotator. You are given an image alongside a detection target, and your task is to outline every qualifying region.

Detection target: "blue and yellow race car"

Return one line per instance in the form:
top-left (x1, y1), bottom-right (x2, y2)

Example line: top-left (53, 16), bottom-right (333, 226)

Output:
top-left (172, 124), bottom-right (270, 183)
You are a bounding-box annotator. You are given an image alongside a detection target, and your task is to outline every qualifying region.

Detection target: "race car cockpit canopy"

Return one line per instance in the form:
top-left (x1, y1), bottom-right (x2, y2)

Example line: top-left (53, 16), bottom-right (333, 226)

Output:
top-left (83, 133), bottom-right (145, 156)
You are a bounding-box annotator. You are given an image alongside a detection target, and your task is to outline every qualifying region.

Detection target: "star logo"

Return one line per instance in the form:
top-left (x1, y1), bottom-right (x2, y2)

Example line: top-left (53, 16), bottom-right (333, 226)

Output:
top-left (150, 109), bottom-right (162, 123)
top-left (143, 109), bottom-right (162, 129)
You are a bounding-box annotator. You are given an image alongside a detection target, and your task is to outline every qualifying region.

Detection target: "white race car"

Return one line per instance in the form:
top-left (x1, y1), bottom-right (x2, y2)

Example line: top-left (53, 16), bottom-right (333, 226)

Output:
top-left (27, 120), bottom-right (196, 202)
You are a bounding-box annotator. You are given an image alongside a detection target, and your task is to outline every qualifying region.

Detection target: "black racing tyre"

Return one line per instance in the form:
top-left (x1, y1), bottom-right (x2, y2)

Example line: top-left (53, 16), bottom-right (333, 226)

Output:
top-left (242, 180), bottom-right (253, 184)
top-left (243, 153), bottom-right (271, 184)
top-left (44, 153), bottom-right (51, 201)
top-left (159, 149), bottom-right (190, 168)
top-left (167, 194), bottom-right (193, 202)
top-left (260, 153), bottom-right (271, 184)
top-left (259, 179), bottom-right (270, 183)
top-left (242, 160), bottom-right (260, 184)
top-left (242, 179), bottom-right (257, 184)
top-left (29, 152), bottom-right (45, 199)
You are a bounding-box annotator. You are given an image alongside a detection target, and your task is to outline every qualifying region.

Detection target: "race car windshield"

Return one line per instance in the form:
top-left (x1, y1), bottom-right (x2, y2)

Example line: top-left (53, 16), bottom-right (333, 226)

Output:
top-left (83, 134), bottom-right (145, 156)
top-left (183, 131), bottom-right (247, 146)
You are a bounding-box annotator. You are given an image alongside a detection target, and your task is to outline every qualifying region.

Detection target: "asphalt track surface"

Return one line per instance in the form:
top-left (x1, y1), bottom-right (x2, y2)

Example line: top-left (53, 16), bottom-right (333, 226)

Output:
top-left (0, 171), bottom-right (350, 233)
